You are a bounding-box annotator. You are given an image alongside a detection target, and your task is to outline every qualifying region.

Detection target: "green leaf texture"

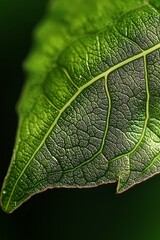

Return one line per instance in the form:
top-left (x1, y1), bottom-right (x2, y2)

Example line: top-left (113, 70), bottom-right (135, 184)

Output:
top-left (2, 0), bottom-right (160, 213)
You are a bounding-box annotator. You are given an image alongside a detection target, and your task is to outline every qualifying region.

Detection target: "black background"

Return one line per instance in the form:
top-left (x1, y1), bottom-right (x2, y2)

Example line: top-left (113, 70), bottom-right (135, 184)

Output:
top-left (1, 1), bottom-right (160, 239)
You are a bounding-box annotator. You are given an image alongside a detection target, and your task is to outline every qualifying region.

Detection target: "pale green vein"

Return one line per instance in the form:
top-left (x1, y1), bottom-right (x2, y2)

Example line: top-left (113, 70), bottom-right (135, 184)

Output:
top-left (142, 150), bottom-right (160, 174)
top-left (43, 94), bottom-right (61, 111)
top-left (5, 42), bottom-right (160, 211)
top-left (109, 54), bottom-right (150, 166)
top-left (63, 74), bottom-right (111, 174)
top-left (128, 54), bottom-right (149, 156)
top-left (62, 67), bottom-right (79, 89)
top-left (116, 54), bottom-right (150, 189)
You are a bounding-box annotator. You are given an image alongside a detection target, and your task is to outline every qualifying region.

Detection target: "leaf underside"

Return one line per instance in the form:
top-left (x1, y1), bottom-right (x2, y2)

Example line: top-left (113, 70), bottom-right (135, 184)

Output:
top-left (2, 0), bottom-right (160, 213)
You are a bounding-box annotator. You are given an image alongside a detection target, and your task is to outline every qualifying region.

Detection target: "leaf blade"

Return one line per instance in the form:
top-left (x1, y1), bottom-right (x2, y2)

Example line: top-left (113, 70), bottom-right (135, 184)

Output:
top-left (2, 0), bottom-right (160, 213)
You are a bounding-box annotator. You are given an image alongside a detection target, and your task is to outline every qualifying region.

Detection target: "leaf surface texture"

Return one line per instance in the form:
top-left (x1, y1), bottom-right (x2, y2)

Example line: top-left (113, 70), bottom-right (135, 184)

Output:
top-left (2, 0), bottom-right (160, 213)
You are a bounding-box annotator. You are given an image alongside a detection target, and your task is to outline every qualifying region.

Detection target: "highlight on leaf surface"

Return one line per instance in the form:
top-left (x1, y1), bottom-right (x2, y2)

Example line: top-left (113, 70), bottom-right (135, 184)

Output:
top-left (1, 0), bottom-right (160, 213)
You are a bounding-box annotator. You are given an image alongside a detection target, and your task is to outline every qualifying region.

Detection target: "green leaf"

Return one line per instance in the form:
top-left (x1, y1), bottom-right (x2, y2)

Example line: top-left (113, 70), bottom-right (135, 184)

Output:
top-left (1, 0), bottom-right (160, 213)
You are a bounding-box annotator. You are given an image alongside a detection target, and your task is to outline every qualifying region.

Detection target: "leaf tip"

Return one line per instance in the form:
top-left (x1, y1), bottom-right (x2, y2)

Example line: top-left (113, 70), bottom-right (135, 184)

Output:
top-left (0, 187), bottom-right (16, 214)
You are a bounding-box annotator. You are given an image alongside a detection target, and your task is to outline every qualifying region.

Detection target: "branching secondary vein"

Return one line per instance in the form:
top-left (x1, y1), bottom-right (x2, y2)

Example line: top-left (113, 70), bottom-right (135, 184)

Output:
top-left (109, 54), bottom-right (150, 166)
top-left (62, 74), bottom-right (111, 174)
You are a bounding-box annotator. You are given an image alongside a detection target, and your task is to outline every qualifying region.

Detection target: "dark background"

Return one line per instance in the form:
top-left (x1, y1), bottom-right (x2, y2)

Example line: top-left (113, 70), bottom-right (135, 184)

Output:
top-left (1, 0), bottom-right (160, 239)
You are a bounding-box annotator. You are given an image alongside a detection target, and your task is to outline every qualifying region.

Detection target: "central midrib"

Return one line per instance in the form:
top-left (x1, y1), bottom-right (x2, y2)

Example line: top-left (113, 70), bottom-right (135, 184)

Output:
top-left (5, 42), bottom-right (160, 210)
